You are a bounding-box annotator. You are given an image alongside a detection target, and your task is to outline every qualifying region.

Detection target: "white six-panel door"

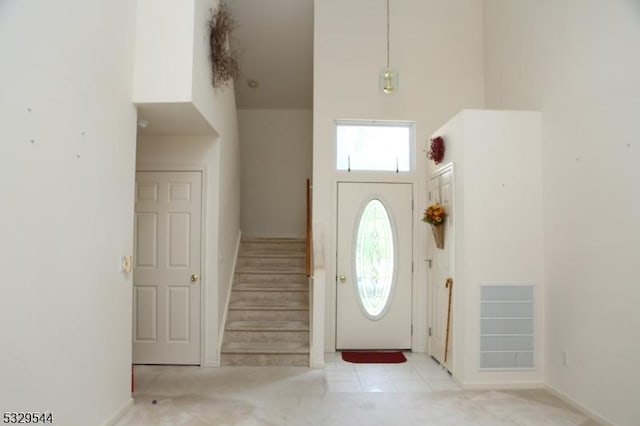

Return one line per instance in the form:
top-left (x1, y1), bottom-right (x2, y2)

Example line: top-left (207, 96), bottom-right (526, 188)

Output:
top-left (429, 165), bottom-right (454, 371)
top-left (336, 182), bottom-right (413, 350)
top-left (133, 171), bottom-right (202, 365)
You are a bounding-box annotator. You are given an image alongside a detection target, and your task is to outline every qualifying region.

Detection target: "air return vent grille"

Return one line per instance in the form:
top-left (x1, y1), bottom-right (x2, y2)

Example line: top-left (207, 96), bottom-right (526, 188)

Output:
top-left (480, 284), bottom-right (534, 370)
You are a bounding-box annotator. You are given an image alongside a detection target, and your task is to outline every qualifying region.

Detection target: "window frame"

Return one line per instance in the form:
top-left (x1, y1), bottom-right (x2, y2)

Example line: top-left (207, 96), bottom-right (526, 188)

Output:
top-left (334, 120), bottom-right (416, 175)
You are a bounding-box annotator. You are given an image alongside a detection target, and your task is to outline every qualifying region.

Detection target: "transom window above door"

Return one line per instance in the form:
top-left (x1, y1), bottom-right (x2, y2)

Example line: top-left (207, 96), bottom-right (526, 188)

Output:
top-left (336, 121), bottom-right (413, 172)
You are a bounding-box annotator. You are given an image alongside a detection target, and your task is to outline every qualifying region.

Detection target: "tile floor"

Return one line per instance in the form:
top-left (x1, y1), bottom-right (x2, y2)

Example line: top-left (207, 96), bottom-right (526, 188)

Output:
top-left (324, 352), bottom-right (462, 393)
top-left (115, 353), bottom-right (600, 426)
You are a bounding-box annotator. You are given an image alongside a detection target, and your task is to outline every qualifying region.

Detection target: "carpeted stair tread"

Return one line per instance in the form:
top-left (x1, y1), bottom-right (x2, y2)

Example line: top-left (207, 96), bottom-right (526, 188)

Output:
top-left (225, 320), bottom-right (309, 332)
top-left (221, 238), bottom-right (310, 366)
top-left (234, 271), bottom-right (307, 280)
top-left (239, 252), bottom-right (305, 258)
top-left (235, 266), bottom-right (306, 274)
top-left (240, 240), bottom-right (305, 256)
top-left (237, 257), bottom-right (305, 263)
top-left (233, 282), bottom-right (308, 292)
top-left (221, 341), bottom-right (309, 354)
top-left (229, 300), bottom-right (308, 311)
top-left (242, 238), bottom-right (305, 243)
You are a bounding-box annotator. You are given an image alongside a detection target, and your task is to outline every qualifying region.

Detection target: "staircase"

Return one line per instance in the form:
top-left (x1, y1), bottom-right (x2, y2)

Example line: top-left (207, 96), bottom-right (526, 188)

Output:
top-left (221, 238), bottom-right (310, 366)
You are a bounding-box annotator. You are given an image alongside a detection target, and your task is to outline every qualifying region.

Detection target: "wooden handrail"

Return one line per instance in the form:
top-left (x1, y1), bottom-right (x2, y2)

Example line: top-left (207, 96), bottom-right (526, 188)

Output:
top-left (305, 178), bottom-right (312, 277)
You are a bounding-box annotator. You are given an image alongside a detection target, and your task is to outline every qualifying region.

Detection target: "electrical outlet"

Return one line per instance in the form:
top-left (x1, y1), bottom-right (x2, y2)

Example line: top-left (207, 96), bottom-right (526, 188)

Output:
top-left (562, 351), bottom-right (569, 367)
top-left (120, 256), bottom-right (132, 273)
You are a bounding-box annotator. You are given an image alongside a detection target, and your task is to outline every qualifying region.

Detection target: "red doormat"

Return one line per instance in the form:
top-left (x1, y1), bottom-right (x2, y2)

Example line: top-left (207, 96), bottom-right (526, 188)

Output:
top-left (341, 351), bottom-right (407, 364)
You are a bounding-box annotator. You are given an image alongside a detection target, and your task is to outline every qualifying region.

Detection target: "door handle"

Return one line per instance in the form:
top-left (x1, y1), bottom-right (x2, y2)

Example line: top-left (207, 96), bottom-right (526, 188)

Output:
top-left (339, 275), bottom-right (346, 283)
top-left (191, 274), bottom-right (199, 283)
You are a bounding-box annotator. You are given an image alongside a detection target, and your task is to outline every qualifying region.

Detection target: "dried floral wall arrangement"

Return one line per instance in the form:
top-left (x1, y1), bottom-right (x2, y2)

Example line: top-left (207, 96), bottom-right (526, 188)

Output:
top-left (209, 2), bottom-right (239, 88)
top-left (427, 136), bottom-right (445, 165)
top-left (422, 203), bottom-right (447, 226)
top-left (422, 203), bottom-right (447, 249)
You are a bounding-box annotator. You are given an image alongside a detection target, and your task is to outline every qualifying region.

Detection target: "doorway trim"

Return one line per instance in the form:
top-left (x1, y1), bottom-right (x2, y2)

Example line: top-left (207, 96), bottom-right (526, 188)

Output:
top-left (325, 119), bottom-right (427, 355)
top-left (135, 163), bottom-right (208, 366)
top-left (330, 175), bottom-right (420, 352)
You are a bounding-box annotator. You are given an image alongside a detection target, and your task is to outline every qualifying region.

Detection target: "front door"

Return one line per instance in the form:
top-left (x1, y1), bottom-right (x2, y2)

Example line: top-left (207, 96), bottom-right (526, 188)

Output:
top-left (428, 164), bottom-right (454, 371)
top-left (133, 171), bottom-right (202, 365)
top-left (336, 182), bottom-right (413, 350)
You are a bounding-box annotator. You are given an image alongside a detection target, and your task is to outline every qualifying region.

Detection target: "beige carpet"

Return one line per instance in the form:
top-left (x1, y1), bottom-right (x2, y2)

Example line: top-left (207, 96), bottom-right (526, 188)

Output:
top-left (116, 358), bottom-right (600, 426)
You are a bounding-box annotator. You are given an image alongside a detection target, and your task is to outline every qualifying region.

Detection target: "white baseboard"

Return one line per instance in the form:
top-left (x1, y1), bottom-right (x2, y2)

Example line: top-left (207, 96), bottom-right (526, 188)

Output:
top-left (544, 384), bottom-right (614, 426)
top-left (102, 398), bottom-right (133, 426)
top-left (452, 374), bottom-right (464, 388)
top-left (201, 359), bottom-right (220, 368)
top-left (218, 230), bottom-right (242, 354)
top-left (460, 380), bottom-right (544, 390)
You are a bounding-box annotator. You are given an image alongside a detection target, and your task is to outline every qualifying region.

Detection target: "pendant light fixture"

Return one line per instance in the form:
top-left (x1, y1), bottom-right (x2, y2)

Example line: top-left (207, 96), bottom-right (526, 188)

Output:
top-left (379, 0), bottom-right (398, 94)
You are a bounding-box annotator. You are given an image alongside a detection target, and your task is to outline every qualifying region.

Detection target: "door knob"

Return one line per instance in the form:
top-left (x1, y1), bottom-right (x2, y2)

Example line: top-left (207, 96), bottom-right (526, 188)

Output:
top-left (191, 274), bottom-right (199, 283)
top-left (339, 275), bottom-right (346, 283)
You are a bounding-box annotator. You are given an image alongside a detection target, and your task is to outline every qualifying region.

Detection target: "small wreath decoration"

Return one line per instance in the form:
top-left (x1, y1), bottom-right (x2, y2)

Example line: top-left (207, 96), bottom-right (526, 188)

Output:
top-left (208, 2), bottom-right (239, 88)
top-left (427, 136), bottom-right (445, 164)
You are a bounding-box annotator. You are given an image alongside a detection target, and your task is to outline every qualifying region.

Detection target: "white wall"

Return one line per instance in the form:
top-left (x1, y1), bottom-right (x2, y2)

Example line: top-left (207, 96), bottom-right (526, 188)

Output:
top-left (314, 0), bottom-right (485, 352)
top-left (192, 0), bottom-right (224, 127)
top-left (238, 109), bottom-right (313, 238)
top-left (215, 97), bottom-right (242, 341)
top-left (134, 0), bottom-right (221, 132)
top-left (0, 1), bottom-right (137, 425)
top-left (432, 110), bottom-right (544, 387)
top-left (484, 1), bottom-right (640, 424)
top-left (134, 0), bottom-right (195, 103)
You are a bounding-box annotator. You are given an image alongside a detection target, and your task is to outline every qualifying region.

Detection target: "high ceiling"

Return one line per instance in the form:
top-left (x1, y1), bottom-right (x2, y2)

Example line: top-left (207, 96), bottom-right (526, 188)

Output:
top-left (228, 0), bottom-right (313, 110)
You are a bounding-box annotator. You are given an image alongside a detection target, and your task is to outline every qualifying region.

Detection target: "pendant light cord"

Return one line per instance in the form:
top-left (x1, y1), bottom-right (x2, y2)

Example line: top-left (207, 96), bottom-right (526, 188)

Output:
top-left (386, 0), bottom-right (390, 69)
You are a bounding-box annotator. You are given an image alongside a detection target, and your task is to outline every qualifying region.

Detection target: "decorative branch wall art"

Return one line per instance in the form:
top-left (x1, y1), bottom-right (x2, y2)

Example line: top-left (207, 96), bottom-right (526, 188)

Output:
top-left (208, 2), bottom-right (239, 88)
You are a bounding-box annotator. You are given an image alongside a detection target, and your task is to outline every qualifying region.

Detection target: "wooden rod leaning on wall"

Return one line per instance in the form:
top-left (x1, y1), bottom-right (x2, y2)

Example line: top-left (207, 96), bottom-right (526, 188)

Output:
top-left (305, 178), bottom-right (311, 278)
top-left (444, 277), bottom-right (454, 363)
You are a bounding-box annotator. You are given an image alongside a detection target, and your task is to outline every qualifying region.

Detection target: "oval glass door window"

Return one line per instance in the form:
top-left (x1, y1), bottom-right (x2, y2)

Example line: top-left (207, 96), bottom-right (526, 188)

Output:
top-left (354, 199), bottom-right (396, 319)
